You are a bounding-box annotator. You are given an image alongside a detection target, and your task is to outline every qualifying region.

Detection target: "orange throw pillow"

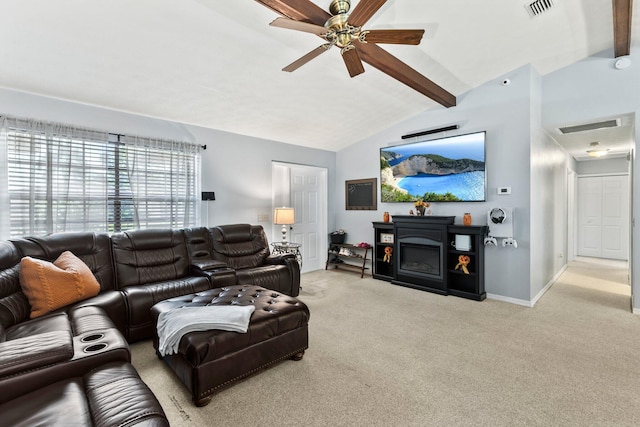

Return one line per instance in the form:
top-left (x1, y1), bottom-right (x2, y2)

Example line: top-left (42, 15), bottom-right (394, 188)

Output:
top-left (19, 251), bottom-right (101, 318)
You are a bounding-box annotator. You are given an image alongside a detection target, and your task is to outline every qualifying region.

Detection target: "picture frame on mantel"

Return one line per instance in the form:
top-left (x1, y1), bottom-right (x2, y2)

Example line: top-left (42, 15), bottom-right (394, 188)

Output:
top-left (346, 178), bottom-right (377, 210)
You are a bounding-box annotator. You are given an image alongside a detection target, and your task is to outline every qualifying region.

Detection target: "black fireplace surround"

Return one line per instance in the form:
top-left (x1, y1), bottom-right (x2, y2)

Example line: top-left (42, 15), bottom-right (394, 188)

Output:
top-left (392, 216), bottom-right (455, 294)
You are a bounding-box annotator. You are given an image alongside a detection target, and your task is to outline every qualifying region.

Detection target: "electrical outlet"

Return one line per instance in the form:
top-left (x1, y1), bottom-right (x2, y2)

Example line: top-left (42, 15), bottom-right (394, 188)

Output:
top-left (257, 214), bottom-right (269, 222)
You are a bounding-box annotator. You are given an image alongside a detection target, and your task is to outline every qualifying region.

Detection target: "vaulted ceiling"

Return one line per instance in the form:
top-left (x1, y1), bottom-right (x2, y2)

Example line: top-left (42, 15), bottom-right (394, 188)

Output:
top-left (1, 0), bottom-right (637, 152)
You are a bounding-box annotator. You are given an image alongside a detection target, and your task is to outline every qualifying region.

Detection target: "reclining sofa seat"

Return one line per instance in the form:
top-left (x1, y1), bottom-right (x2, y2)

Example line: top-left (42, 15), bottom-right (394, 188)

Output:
top-left (183, 226), bottom-right (237, 288)
top-left (0, 361), bottom-right (168, 426)
top-left (8, 231), bottom-right (127, 335)
top-left (0, 236), bottom-right (130, 404)
top-left (111, 228), bottom-right (211, 342)
top-left (209, 224), bottom-right (300, 297)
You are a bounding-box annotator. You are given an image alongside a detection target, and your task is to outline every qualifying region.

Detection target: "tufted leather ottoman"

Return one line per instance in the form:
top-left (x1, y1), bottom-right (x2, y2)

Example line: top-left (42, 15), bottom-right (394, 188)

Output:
top-left (150, 284), bottom-right (309, 406)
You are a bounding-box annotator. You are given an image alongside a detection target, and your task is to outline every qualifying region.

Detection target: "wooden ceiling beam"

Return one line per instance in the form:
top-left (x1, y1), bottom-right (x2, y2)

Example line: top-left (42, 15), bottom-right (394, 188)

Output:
top-left (612, 0), bottom-right (633, 57)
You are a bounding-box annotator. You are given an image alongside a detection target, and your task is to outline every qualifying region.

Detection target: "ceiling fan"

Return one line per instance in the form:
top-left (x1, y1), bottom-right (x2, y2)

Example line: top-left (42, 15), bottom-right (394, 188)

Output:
top-left (255, 0), bottom-right (456, 107)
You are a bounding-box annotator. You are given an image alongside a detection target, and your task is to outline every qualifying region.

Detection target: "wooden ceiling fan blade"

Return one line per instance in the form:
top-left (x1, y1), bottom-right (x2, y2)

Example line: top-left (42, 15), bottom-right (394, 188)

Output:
top-left (357, 42), bottom-right (456, 107)
top-left (347, 0), bottom-right (387, 27)
top-left (341, 47), bottom-right (365, 77)
top-left (270, 17), bottom-right (328, 35)
top-left (254, 0), bottom-right (331, 25)
top-left (282, 44), bottom-right (331, 72)
top-left (363, 29), bottom-right (424, 45)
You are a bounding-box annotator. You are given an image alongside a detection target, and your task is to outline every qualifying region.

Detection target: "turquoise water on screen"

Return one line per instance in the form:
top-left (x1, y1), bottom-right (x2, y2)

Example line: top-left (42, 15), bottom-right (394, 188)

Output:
top-left (398, 171), bottom-right (485, 201)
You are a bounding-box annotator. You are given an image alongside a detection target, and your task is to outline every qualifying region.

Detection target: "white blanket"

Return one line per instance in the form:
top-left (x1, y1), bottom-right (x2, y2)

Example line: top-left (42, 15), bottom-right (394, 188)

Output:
top-left (157, 305), bottom-right (255, 356)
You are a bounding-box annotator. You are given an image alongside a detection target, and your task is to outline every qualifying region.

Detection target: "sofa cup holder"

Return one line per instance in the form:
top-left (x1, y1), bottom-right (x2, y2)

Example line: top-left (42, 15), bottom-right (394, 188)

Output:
top-left (83, 342), bottom-right (109, 353)
top-left (80, 333), bottom-right (105, 343)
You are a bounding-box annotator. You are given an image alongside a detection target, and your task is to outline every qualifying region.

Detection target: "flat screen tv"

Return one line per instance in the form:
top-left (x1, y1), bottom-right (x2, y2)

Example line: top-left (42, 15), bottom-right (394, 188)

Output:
top-left (380, 131), bottom-right (486, 202)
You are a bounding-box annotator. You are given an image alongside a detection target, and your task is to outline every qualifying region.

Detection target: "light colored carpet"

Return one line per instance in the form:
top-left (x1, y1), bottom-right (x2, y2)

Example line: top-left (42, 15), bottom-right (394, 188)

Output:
top-left (131, 258), bottom-right (640, 426)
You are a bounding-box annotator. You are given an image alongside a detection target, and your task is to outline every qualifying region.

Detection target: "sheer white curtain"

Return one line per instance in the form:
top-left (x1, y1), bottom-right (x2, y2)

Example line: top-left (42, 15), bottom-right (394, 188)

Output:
top-left (0, 118), bottom-right (10, 239)
top-left (0, 115), bottom-right (201, 239)
top-left (120, 135), bottom-right (201, 229)
top-left (0, 116), bottom-right (110, 238)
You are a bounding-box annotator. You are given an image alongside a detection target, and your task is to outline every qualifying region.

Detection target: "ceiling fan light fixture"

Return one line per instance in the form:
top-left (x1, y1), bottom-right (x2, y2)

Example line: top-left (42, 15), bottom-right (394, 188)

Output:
top-left (326, 14), bottom-right (356, 47)
top-left (325, 2), bottom-right (363, 48)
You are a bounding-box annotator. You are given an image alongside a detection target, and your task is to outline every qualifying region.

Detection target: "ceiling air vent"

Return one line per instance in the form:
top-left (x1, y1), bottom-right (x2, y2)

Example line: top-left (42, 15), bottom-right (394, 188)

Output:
top-left (558, 119), bottom-right (620, 134)
top-left (525, 0), bottom-right (556, 18)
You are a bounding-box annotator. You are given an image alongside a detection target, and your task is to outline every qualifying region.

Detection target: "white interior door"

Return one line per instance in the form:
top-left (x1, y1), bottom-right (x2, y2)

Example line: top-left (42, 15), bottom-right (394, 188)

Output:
top-left (578, 176), bottom-right (603, 257)
top-left (567, 169), bottom-right (577, 261)
top-left (577, 175), bottom-right (629, 260)
top-left (602, 176), bottom-right (629, 259)
top-left (272, 162), bottom-right (327, 273)
top-left (289, 165), bottom-right (327, 273)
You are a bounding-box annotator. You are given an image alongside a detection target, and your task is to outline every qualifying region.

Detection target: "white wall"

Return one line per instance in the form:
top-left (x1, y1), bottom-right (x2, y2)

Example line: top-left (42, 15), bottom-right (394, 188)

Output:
top-left (529, 65), bottom-right (571, 302)
top-left (0, 88), bottom-right (337, 244)
top-left (542, 48), bottom-right (640, 310)
top-left (530, 129), bottom-right (570, 301)
top-left (576, 157), bottom-right (630, 175)
top-left (336, 65), bottom-right (538, 303)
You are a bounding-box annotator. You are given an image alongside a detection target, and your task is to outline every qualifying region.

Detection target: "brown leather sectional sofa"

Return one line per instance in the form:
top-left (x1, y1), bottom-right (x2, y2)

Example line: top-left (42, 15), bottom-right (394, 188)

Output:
top-left (0, 223), bottom-right (300, 425)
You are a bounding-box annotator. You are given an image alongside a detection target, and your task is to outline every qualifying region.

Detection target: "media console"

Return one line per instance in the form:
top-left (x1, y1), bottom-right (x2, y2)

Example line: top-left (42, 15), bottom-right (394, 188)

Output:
top-left (373, 217), bottom-right (488, 301)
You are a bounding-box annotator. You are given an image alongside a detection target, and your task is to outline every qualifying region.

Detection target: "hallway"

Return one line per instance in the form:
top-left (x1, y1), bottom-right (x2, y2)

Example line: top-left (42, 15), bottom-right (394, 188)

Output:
top-left (548, 256), bottom-right (631, 313)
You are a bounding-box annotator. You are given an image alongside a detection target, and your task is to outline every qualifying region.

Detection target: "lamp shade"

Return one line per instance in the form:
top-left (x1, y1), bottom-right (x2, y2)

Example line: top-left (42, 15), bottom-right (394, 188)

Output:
top-left (274, 207), bottom-right (295, 225)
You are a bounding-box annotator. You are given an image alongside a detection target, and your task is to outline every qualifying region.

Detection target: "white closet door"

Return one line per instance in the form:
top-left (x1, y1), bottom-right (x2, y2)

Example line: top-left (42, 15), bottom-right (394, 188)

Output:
top-left (577, 175), bottom-right (629, 260)
top-left (601, 176), bottom-right (629, 259)
top-left (578, 176), bottom-right (603, 257)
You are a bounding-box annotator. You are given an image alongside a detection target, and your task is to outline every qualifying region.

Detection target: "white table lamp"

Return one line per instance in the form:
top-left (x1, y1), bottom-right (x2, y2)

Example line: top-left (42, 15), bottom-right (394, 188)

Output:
top-left (274, 207), bottom-right (295, 242)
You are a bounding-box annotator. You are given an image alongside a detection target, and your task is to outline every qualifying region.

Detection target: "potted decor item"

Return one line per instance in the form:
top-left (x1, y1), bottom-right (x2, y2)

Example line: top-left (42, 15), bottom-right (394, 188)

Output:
top-left (329, 229), bottom-right (347, 244)
top-left (414, 200), bottom-right (429, 216)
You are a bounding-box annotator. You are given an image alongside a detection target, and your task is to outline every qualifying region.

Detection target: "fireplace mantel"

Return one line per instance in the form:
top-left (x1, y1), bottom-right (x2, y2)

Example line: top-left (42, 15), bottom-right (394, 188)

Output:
top-left (392, 215), bottom-right (455, 225)
top-left (373, 218), bottom-right (488, 300)
top-left (392, 216), bottom-right (453, 294)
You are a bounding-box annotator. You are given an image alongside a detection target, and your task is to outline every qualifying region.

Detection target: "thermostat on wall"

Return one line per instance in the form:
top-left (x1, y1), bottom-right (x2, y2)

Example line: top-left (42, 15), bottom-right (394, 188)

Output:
top-left (497, 187), bottom-right (511, 195)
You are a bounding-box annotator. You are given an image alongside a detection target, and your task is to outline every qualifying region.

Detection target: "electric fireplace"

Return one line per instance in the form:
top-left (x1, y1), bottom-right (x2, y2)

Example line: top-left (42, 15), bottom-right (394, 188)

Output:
top-left (392, 216), bottom-right (455, 294)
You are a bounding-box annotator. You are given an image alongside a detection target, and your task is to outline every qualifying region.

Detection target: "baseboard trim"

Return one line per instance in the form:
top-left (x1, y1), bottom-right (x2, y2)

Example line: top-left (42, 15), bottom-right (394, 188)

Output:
top-left (486, 294), bottom-right (532, 307)
top-left (530, 264), bottom-right (568, 307)
top-left (487, 264), bottom-right (568, 308)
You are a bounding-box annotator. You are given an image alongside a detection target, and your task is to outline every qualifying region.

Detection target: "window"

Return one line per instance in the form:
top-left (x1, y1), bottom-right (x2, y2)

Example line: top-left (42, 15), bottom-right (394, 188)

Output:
top-left (0, 116), bottom-right (201, 238)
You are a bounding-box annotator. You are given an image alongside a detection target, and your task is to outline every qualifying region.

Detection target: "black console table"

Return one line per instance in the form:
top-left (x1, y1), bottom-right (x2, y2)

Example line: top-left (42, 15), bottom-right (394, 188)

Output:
top-left (372, 218), bottom-right (488, 301)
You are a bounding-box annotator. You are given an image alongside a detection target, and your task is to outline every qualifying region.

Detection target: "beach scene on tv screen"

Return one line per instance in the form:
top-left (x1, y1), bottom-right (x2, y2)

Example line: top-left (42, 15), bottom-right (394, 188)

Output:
top-left (380, 132), bottom-right (486, 202)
